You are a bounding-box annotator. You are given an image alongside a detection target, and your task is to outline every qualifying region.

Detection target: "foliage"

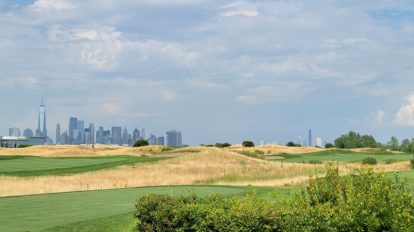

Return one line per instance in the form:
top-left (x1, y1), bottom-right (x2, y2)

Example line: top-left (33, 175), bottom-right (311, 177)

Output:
top-left (242, 141), bottom-right (255, 147)
top-left (325, 143), bottom-right (334, 148)
top-left (133, 139), bottom-right (149, 147)
top-left (334, 131), bottom-right (378, 149)
top-left (135, 167), bottom-right (414, 231)
top-left (239, 150), bottom-right (264, 158)
top-left (17, 144), bottom-right (32, 148)
top-left (215, 143), bottom-right (231, 148)
top-left (362, 157), bottom-right (378, 165)
top-left (286, 141), bottom-right (302, 147)
top-left (161, 146), bottom-right (176, 152)
top-left (308, 160), bottom-right (322, 164)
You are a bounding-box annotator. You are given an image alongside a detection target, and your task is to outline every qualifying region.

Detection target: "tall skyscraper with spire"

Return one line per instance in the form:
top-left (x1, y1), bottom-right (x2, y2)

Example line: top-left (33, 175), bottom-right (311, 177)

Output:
top-left (36, 98), bottom-right (47, 137)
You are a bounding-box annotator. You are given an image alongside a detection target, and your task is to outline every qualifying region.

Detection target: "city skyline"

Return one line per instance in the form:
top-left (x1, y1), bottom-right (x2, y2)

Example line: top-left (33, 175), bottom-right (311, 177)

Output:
top-left (2, 1), bottom-right (414, 145)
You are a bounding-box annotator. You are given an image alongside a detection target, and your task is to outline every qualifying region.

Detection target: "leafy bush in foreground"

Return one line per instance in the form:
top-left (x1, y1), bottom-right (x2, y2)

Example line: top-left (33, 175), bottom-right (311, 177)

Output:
top-left (135, 167), bottom-right (414, 231)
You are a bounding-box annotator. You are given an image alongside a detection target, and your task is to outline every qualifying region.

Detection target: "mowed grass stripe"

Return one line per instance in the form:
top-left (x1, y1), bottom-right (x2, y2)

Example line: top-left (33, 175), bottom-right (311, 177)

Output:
top-left (0, 185), bottom-right (273, 232)
top-left (0, 156), bottom-right (171, 176)
top-left (271, 150), bottom-right (413, 163)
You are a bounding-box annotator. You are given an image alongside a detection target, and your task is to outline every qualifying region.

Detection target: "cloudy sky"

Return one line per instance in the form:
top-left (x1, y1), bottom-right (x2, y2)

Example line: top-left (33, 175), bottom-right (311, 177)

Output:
top-left (1, 0), bottom-right (414, 145)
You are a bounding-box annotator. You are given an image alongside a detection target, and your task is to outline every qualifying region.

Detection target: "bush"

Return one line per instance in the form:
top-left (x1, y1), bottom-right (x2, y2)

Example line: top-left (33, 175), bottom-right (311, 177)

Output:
top-left (161, 146), bottom-right (176, 152)
top-left (242, 141), bottom-right (255, 147)
top-left (411, 159), bottom-right (414, 169)
top-left (17, 144), bottom-right (32, 148)
top-left (325, 143), bottom-right (334, 148)
top-left (135, 167), bottom-right (414, 231)
top-left (133, 139), bottom-right (149, 147)
top-left (308, 160), bottom-right (322, 164)
top-left (362, 157), bottom-right (378, 165)
top-left (215, 143), bottom-right (231, 148)
top-left (286, 141), bottom-right (301, 147)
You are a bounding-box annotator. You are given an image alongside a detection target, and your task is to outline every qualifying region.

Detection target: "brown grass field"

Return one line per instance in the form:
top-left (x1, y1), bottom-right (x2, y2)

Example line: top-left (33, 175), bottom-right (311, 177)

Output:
top-left (0, 146), bottom-right (410, 197)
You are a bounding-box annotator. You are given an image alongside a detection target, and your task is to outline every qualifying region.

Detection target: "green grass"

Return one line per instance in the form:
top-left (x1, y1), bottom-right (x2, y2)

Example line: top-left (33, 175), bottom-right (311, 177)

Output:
top-left (270, 150), bottom-right (413, 163)
top-left (0, 185), bottom-right (290, 232)
top-left (0, 155), bottom-right (171, 176)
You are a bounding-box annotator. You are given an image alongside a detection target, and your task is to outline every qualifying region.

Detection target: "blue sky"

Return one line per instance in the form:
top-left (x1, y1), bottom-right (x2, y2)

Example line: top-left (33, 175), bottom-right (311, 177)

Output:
top-left (1, 0), bottom-right (414, 145)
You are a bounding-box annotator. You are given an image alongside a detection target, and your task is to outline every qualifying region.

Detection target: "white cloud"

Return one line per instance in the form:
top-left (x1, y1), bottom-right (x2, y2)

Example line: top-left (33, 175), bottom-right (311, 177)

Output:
top-left (375, 109), bottom-right (385, 123)
top-left (103, 103), bottom-right (121, 114)
top-left (236, 82), bottom-right (315, 104)
top-left (48, 26), bottom-right (122, 70)
top-left (222, 9), bottom-right (258, 17)
top-left (161, 91), bottom-right (177, 101)
top-left (395, 94), bottom-right (414, 126)
top-left (29, 0), bottom-right (75, 12)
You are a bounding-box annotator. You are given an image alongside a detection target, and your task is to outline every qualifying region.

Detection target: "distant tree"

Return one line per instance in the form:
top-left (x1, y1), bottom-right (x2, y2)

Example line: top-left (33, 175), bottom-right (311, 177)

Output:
top-left (325, 143), bottom-right (334, 148)
top-left (286, 141), bottom-right (296, 147)
top-left (215, 143), bottom-right (231, 148)
top-left (242, 141), bottom-right (255, 147)
top-left (334, 131), bottom-right (377, 149)
top-left (134, 139), bottom-right (149, 147)
top-left (389, 136), bottom-right (399, 151)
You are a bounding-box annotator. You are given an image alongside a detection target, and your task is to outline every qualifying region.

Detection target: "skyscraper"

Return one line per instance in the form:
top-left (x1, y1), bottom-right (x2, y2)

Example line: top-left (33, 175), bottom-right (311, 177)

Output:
top-left (111, 126), bottom-right (122, 145)
top-left (141, 128), bottom-right (146, 140)
top-left (132, 128), bottom-right (141, 143)
top-left (23, 128), bottom-right (33, 137)
top-left (76, 120), bottom-right (84, 144)
top-left (69, 117), bottom-right (78, 144)
top-left (56, 123), bottom-right (61, 144)
top-left (308, 129), bottom-right (312, 147)
top-left (36, 98), bottom-right (47, 137)
top-left (9, 127), bottom-right (20, 136)
top-left (166, 130), bottom-right (182, 147)
top-left (96, 126), bottom-right (104, 144)
top-left (149, 134), bottom-right (157, 145)
top-left (157, 136), bottom-right (165, 146)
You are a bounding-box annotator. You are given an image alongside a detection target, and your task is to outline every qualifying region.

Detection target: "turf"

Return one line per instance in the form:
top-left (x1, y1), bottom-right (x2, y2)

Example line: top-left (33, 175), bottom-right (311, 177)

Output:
top-left (270, 150), bottom-right (413, 163)
top-left (0, 185), bottom-right (286, 232)
top-left (0, 155), bottom-right (171, 176)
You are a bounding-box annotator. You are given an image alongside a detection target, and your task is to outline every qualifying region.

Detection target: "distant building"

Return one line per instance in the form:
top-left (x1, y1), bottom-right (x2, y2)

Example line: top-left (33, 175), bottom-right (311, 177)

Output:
top-left (149, 134), bottom-right (157, 145)
top-left (166, 130), bottom-right (182, 147)
top-left (60, 131), bottom-right (69, 144)
top-left (9, 127), bottom-right (20, 136)
top-left (36, 98), bottom-right (47, 137)
top-left (111, 126), bottom-right (122, 145)
top-left (103, 130), bottom-right (111, 144)
top-left (316, 137), bottom-right (323, 148)
top-left (96, 127), bottom-right (104, 144)
top-left (76, 120), bottom-right (85, 144)
top-left (69, 117), bottom-right (78, 144)
top-left (56, 123), bottom-right (61, 144)
top-left (122, 127), bottom-right (131, 145)
top-left (23, 128), bottom-right (33, 137)
top-left (141, 128), bottom-right (146, 140)
top-left (308, 129), bottom-right (312, 147)
top-left (132, 128), bottom-right (141, 143)
top-left (157, 136), bottom-right (165, 146)
top-left (84, 123), bottom-right (94, 145)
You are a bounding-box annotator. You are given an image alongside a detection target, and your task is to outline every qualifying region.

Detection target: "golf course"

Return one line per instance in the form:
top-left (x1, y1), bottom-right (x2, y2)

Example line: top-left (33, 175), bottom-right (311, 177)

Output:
top-left (0, 145), bottom-right (413, 231)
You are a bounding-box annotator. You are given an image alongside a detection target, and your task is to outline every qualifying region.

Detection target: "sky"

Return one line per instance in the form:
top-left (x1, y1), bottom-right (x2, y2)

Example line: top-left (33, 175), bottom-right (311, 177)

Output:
top-left (1, 0), bottom-right (414, 145)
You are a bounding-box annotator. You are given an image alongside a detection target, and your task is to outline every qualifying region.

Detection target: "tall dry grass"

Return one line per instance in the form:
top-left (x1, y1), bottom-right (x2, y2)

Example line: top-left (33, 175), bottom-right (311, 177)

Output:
top-left (229, 144), bottom-right (324, 155)
top-left (0, 149), bottom-right (410, 197)
top-left (0, 150), bottom-right (321, 197)
top-left (0, 145), bottom-right (166, 157)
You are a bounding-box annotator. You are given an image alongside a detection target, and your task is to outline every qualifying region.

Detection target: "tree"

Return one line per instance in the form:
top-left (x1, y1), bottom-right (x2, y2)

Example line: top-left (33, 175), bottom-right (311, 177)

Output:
top-left (325, 143), bottom-right (334, 148)
top-left (242, 141), bottom-right (255, 147)
top-left (134, 139), bottom-right (149, 147)
top-left (389, 136), bottom-right (399, 151)
top-left (334, 131), bottom-right (377, 149)
top-left (286, 141), bottom-right (296, 147)
top-left (215, 143), bottom-right (231, 148)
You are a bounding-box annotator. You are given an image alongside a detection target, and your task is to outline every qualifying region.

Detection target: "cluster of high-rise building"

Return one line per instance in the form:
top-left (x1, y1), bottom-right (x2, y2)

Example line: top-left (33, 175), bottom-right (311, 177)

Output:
top-left (2, 100), bottom-right (184, 147)
top-left (56, 119), bottom-right (182, 146)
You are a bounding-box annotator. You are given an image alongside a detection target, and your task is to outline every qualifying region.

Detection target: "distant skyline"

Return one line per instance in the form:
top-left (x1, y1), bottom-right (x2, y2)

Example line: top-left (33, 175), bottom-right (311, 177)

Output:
top-left (2, 1), bottom-right (414, 145)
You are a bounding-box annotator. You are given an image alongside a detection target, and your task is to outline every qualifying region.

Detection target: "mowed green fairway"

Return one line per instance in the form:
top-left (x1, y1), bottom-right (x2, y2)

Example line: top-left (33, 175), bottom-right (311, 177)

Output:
top-left (270, 150), bottom-right (413, 163)
top-left (0, 185), bottom-right (281, 232)
top-left (0, 155), bottom-right (170, 176)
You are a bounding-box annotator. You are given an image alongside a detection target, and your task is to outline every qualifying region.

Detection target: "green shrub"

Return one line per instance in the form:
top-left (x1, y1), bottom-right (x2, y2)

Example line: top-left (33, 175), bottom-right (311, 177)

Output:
top-left (411, 159), bottom-right (414, 169)
top-left (135, 167), bottom-right (414, 231)
top-left (133, 139), bottom-right (149, 147)
top-left (325, 143), bottom-right (334, 148)
top-left (161, 146), bottom-right (176, 152)
top-left (17, 144), bottom-right (32, 148)
top-left (362, 157), bottom-right (377, 165)
top-left (242, 141), bottom-right (255, 147)
top-left (215, 143), bottom-right (231, 148)
top-left (308, 160), bottom-right (322, 164)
